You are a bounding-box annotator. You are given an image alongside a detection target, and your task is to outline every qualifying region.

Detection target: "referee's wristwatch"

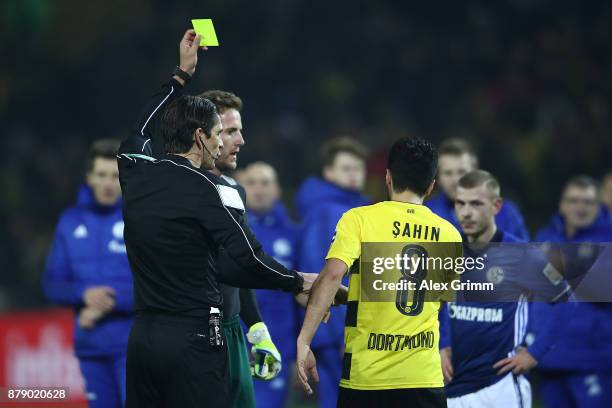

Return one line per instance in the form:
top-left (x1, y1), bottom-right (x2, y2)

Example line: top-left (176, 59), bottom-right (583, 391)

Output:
top-left (172, 66), bottom-right (192, 84)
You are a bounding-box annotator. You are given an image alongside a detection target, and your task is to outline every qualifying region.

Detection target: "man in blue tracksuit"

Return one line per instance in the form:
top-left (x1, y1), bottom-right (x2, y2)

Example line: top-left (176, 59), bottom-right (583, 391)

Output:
top-left (532, 175), bottom-right (612, 408)
top-left (43, 140), bottom-right (133, 408)
top-left (241, 161), bottom-right (300, 408)
top-left (426, 138), bottom-right (529, 240)
top-left (294, 137), bottom-right (370, 408)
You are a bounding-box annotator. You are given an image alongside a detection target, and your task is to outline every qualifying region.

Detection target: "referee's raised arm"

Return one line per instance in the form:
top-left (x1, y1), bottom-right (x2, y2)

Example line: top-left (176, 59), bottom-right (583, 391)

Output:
top-left (118, 31), bottom-right (195, 159)
top-left (120, 29), bottom-right (305, 408)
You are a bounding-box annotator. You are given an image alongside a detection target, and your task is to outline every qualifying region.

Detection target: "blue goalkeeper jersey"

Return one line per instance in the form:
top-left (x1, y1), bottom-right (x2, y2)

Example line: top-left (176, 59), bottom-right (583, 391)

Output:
top-left (442, 230), bottom-right (569, 398)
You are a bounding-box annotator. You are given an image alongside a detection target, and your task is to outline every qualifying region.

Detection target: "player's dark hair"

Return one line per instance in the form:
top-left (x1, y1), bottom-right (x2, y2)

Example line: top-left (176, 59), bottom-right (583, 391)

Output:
top-left (387, 137), bottom-right (438, 196)
top-left (160, 95), bottom-right (219, 154)
top-left (85, 139), bottom-right (120, 173)
top-left (458, 170), bottom-right (501, 198)
top-left (563, 175), bottom-right (600, 194)
top-left (438, 138), bottom-right (478, 167)
top-left (320, 137), bottom-right (369, 168)
top-left (198, 90), bottom-right (243, 113)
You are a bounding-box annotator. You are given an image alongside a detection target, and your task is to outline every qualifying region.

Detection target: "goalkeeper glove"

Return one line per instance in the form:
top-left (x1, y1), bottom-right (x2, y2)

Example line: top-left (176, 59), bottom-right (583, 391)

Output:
top-left (247, 322), bottom-right (282, 380)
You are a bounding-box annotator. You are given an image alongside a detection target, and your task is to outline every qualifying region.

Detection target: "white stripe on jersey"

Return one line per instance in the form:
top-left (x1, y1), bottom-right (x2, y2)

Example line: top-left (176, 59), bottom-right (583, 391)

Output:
top-left (510, 294), bottom-right (529, 357)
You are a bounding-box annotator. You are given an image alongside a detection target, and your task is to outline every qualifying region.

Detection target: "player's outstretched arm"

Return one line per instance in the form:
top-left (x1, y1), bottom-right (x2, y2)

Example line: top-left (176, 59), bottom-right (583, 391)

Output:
top-left (294, 281), bottom-right (348, 309)
top-left (296, 258), bottom-right (347, 394)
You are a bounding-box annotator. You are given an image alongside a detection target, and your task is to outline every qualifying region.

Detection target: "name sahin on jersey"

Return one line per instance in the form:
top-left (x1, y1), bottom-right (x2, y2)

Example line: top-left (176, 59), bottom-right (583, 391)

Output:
top-left (392, 221), bottom-right (441, 241)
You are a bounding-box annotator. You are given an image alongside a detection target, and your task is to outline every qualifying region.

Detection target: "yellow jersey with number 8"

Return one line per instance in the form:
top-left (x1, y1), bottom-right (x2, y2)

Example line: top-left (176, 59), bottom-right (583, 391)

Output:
top-left (326, 201), bottom-right (462, 390)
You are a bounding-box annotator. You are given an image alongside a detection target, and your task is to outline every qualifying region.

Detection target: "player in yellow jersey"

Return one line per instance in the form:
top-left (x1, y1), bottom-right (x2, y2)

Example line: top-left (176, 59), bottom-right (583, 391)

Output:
top-left (297, 137), bottom-right (463, 407)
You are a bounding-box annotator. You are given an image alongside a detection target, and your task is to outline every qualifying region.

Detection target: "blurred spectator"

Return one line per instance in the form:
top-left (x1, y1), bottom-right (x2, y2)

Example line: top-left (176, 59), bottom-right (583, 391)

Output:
top-left (532, 176), bottom-right (612, 408)
top-left (242, 161), bottom-right (301, 408)
top-left (42, 140), bottom-right (132, 408)
top-left (537, 176), bottom-right (611, 242)
top-left (600, 170), bottom-right (612, 219)
top-left (426, 138), bottom-right (530, 240)
top-left (294, 137), bottom-right (369, 408)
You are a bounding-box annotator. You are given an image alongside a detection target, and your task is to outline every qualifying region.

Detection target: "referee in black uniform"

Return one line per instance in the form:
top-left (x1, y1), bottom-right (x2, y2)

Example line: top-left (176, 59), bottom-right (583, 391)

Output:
top-left (117, 30), bottom-right (306, 408)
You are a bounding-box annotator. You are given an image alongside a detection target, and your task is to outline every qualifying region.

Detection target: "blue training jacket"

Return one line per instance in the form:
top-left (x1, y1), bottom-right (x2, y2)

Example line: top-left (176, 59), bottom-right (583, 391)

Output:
top-left (426, 192), bottom-right (530, 241)
top-left (43, 185), bottom-right (133, 358)
top-left (247, 201), bottom-right (300, 359)
top-left (531, 210), bottom-right (612, 371)
top-left (294, 176), bottom-right (370, 349)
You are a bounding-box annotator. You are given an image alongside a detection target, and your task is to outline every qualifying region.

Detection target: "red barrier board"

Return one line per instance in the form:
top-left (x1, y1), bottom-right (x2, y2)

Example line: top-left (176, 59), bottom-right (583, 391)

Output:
top-left (0, 309), bottom-right (87, 407)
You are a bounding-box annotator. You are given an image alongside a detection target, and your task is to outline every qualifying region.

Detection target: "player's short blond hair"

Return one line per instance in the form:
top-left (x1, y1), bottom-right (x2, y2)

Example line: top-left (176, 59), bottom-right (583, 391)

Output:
top-left (458, 170), bottom-right (501, 198)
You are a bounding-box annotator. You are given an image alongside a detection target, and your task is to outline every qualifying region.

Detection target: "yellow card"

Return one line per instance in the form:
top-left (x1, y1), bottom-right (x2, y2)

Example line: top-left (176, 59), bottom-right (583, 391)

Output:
top-left (191, 19), bottom-right (219, 46)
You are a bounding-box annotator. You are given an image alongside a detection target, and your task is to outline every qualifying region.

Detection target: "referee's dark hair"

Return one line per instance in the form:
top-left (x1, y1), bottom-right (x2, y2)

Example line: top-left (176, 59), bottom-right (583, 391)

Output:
top-left (387, 137), bottom-right (438, 196)
top-left (160, 95), bottom-right (219, 154)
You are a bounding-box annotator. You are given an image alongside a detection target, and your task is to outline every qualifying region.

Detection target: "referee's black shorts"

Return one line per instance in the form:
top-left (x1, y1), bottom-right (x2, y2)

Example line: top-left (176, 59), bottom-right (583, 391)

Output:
top-left (125, 312), bottom-right (229, 408)
top-left (338, 386), bottom-right (447, 408)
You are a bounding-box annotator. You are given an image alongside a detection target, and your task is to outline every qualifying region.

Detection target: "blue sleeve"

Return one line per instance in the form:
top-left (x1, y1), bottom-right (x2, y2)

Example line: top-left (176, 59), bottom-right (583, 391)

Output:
top-left (298, 208), bottom-right (339, 272)
top-left (534, 229), bottom-right (548, 243)
top-left (439, 303), bottom-right (451, 349)
top-left (521, 247), bottom-right (570, 302)
top-left (527, 302), bottom-right (568, 361)
top-left (502, 201), bottom-right (530, 241)
top-left (108, 281), bottom-right (134, 312)
top-left (42, 223), bottom-right (85, 306)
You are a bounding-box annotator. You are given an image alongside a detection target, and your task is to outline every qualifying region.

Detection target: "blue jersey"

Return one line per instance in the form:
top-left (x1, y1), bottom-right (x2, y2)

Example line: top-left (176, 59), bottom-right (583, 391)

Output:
top-left (43, 185), bottom-right (133, 357)
top-left (443, 230), bottom-right (569, 398)
top-left (247, 201), bottom-right (300, 359)
top-left (294, 176), bottom-right (370, 348)
top-left (427, 192), bottom-right (530, 241)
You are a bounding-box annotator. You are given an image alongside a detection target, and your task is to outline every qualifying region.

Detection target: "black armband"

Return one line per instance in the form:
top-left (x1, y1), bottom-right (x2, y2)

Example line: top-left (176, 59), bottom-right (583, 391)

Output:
top-left (172, 66), bottom-right (192, 84)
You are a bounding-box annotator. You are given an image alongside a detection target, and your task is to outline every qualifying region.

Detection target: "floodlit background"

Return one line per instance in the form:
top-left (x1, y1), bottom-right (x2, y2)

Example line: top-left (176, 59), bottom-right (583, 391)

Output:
top-left (1, 0), bottom-right (611, 406)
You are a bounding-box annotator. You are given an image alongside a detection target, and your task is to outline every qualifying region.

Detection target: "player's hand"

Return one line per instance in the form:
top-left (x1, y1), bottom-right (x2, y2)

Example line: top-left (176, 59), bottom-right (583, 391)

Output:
top-left (493, 347), bottom-right (538, 375)
top-left (247, 323), bottom-right (282, 380)
top-left (78, 307), bottom-right (105, 329)
top-left (83, 286), bottom-right (115, 312)
top-left (440, 347), bottom-right (454, 383)
top-left (296, 338), bottom-right (318, 395)
top-left (178, 29), bottom-right (206, 76)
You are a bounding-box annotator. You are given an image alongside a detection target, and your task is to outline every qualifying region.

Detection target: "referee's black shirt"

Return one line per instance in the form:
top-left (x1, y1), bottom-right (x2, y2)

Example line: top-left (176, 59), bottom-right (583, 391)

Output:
top-left (117, 86), bottom-right (303, 318)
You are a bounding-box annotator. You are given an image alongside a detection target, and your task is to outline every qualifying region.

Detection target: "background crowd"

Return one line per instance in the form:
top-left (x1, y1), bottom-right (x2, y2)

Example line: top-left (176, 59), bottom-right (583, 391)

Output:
top-left (1, 0), bottom-right (611, 328)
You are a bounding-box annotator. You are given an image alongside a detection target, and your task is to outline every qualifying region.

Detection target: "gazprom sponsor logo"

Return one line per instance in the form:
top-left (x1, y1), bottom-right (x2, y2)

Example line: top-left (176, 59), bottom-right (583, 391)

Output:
top-left (448, 303), bottom-right (503, 323)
